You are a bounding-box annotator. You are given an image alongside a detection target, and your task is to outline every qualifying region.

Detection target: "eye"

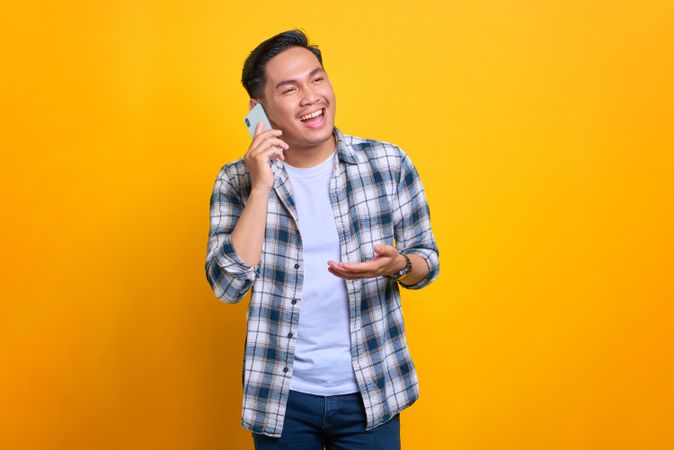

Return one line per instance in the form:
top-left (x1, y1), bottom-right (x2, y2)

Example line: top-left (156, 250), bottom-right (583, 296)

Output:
top-left (282, 87), bottom-right (297, 94)
top-left (313, 77), bottom-right (324, 83)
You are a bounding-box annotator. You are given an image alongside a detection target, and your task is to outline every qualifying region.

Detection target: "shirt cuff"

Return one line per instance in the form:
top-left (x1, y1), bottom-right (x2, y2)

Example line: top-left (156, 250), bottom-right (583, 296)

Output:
top-left (214, 234), bottom-right (258, 281)
top-left (399, 248), bottom-right (439, 290)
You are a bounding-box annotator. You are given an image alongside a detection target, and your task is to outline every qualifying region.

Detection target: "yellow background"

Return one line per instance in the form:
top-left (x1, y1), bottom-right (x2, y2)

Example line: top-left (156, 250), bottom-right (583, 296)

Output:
top-left (2, 1), bottom-right (673, 449)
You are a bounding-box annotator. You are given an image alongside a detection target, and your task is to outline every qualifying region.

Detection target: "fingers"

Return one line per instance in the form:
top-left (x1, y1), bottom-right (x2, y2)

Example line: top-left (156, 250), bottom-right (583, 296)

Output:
top-left (251, 139), bottom-right (287, 161)
top-left (327, 261), bottom-right (352, 279)
top-left (250, 132), bottom-right (288, 155)
top-left (327, 260), bottom-right (381, 278)
top-left (253, 120), bottom-right (265, 136)
top-left (251, 127), bottom-right (286, 150)
top-left (245, 130), bottom-right (288, 164)
top-left (327, 263), bottom-right (364, 280)
top-left (329, 260), bottom-right (378, 274)
top-left (374, 244), bottom-right (396, 256)
top-left (328, 267), bottom-right (359, 280)
top-left (252, 120), bottom-right (273, 138)
top-left (249, 148), bottom-right (284, 164)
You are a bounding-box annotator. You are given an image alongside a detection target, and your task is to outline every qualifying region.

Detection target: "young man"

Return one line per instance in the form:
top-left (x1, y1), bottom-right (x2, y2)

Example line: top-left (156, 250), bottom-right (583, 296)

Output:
top-left (205, 29), bottom-right (439, 449)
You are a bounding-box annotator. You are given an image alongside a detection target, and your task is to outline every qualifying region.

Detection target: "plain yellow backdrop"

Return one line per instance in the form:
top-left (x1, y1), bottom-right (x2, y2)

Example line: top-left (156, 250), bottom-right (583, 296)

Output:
top-left (2, 1), bottom-right (673, 449)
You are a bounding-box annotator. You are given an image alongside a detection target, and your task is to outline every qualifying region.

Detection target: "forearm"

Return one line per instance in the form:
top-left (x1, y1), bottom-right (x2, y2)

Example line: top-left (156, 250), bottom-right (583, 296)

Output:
top-left (230, 188), bottom-right (270, 267)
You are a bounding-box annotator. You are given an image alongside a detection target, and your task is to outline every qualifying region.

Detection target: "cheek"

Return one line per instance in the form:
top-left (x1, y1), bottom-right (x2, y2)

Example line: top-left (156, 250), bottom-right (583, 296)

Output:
top-left (277, 103), bottom-right (299, 122)
top-left (267, 104), bottom-right (294, 126)
top-left (325, 88), bottom-right (337, 106)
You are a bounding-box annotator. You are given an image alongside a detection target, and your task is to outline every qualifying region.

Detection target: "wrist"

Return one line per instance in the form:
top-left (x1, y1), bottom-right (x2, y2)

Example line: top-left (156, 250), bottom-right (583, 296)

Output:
top-left (388, 253), bottom-right (412, 281)
top-left (392, 254), bottom-right (406, 275)
top-left (250, 185), bottom-right (272, 197)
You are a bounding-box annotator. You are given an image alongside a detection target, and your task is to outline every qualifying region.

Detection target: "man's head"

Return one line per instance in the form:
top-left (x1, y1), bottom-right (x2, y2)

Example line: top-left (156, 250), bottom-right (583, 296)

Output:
top-left (241, 29), bottom-right (336, 152)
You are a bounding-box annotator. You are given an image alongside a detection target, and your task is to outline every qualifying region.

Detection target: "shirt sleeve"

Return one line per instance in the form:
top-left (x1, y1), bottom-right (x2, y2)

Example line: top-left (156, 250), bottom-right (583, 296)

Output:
top-left (391, 150), bottom-right (440, 290)
top-left (205, 168), bottom-right (258, 303)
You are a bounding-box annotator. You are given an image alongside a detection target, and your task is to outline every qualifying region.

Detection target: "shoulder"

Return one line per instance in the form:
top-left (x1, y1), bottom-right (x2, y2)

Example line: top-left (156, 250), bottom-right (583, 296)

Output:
top-left (212, 158), bottom-right (251, 194)
top-left (339, 131), bottom-right (410, 169)
top-left (217, 157), bottom-right (249, 183)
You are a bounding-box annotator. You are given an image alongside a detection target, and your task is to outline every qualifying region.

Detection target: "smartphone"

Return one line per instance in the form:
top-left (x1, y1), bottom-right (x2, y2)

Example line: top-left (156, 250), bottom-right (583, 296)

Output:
top-left (244, 103), bottom-right (272, 139)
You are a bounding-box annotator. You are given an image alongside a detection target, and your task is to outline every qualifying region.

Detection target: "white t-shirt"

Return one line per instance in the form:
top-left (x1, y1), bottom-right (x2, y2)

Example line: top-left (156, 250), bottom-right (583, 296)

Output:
top-left (282, 151), bottom-right (359, 395)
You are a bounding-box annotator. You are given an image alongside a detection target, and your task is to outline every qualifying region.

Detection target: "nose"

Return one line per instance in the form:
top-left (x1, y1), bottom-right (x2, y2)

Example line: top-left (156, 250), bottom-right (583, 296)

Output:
top-left (300, 85), bottom-right (320, 105)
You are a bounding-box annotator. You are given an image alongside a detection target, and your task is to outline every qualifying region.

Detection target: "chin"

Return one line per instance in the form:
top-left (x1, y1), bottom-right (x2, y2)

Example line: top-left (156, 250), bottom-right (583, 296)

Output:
top-left (292, 122), bottom-right (334, 146)
top-left (307, 127), bottom-right (334, 145)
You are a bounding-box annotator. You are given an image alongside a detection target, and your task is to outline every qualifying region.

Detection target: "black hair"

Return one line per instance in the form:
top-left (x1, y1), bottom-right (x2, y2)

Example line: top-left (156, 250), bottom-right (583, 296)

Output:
top-left (241, 29), bottom-right (323, 100)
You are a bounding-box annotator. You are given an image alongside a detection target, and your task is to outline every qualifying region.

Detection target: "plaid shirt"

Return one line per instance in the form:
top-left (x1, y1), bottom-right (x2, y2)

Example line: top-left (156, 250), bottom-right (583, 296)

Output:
top-left (205, 127), bottom-right (440, 438)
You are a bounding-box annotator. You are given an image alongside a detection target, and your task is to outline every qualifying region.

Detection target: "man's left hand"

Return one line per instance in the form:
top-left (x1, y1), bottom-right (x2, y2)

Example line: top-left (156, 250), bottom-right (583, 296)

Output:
top-left (327, 244), bottom-right (406, 280)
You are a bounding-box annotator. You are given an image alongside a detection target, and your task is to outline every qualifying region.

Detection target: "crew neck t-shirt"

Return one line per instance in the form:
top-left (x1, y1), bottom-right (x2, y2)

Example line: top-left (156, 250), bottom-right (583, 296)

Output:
top-left (282, 152), bottom-right (359, 395)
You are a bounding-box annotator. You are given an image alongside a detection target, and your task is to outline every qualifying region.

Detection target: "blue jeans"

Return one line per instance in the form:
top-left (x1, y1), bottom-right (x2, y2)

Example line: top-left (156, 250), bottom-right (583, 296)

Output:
top-left (251, 389), bottom-right (401, 450)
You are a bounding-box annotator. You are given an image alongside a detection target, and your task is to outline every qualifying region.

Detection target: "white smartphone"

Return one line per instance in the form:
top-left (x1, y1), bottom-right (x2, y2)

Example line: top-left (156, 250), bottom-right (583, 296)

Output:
top-left (244, 103), bottom-right (272, 138)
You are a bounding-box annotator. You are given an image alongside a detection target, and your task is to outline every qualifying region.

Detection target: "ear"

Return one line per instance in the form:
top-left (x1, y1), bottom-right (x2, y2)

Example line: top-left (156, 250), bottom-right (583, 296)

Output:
top-left (248, 99), bottom-right (258, 111)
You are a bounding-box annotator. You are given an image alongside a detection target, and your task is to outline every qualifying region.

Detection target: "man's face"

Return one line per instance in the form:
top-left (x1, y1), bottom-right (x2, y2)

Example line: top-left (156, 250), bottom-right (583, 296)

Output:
top-left (256, 46), bottom-right (337, 150)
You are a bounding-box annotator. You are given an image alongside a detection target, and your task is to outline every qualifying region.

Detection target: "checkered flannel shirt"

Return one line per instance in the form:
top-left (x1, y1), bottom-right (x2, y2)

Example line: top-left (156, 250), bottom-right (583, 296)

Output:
top-left (205, 127), bottom-right (440, 438)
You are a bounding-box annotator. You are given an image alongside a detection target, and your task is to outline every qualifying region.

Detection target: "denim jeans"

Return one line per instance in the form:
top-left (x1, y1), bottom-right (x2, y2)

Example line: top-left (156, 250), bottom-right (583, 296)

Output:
top-left (251, 389), bottom-right (401, 450)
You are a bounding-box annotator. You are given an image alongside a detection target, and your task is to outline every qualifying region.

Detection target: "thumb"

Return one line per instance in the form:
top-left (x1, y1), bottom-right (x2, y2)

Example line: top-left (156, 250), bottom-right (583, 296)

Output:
top-left (374, 244), bottom-right (396, 257)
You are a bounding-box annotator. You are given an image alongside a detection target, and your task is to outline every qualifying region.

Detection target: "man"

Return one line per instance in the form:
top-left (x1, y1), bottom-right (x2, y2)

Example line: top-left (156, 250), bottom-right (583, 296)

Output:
top-left (205, 29), bottom-right (439, 449)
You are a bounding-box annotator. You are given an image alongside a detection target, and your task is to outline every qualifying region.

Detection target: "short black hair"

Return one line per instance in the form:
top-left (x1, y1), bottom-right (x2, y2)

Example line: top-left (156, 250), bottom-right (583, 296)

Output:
top-left (241, 29), bottom-right (323, 100)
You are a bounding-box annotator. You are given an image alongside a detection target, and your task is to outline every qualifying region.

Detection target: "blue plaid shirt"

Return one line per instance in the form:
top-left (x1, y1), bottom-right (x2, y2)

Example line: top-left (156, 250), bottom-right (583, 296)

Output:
top-left (205, 127), bottom-right (440, 438)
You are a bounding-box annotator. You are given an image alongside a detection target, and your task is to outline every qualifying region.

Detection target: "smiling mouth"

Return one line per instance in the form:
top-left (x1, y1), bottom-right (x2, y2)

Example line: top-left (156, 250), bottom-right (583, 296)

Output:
top-left (299, 108), bottom-right (325, 122)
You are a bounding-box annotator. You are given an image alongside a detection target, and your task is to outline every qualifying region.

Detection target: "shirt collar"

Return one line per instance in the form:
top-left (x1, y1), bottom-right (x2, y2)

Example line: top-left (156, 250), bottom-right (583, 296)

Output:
top-left (271, 126), bottom-right (363, 174)
top-left (333, 127), bottom-right (364, 165)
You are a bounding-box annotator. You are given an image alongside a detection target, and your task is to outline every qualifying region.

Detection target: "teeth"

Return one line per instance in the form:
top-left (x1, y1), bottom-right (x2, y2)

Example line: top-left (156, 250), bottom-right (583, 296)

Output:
top-left (300, 109), bottom-right (323, 121)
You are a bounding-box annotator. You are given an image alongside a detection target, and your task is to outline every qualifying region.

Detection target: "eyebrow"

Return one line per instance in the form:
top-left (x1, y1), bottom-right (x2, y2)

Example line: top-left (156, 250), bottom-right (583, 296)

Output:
top-left (275, 67), bottom-right (325, 90)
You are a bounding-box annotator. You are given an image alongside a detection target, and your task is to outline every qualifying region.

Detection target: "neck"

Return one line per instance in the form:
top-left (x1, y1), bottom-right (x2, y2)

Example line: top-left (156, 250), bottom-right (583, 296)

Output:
top-left (283, 133), bottom-right (337, 168)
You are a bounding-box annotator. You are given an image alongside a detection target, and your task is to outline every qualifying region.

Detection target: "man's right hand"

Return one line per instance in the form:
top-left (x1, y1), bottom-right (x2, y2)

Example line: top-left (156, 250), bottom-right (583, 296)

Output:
top-left (243, 121), bottom-right (289, 191)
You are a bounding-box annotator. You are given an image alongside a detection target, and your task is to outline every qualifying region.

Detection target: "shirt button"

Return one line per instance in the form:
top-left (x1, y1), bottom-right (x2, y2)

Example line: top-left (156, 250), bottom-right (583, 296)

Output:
top-left (291, 299), bottom-right (297, 305)
top-left (283, 367), bottom-right (289, 373)
top-left (294, 263), bottom-right (300, 269)
top-left (287, 332), bottom-right (293, 338)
